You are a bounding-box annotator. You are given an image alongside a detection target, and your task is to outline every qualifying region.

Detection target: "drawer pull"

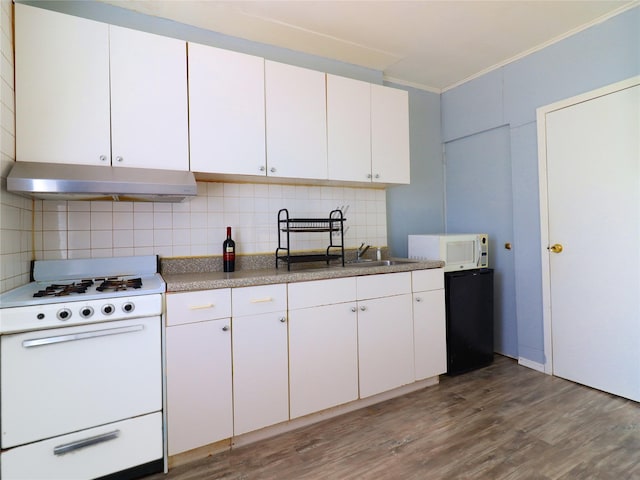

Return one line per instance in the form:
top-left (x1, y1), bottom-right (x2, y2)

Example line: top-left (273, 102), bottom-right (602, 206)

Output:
top-left (189, 303), bottom-right (215, 310)
top-left (54, 430), bottom-right (120, 456)
top-left (250, 297), bottom-right (273, 304)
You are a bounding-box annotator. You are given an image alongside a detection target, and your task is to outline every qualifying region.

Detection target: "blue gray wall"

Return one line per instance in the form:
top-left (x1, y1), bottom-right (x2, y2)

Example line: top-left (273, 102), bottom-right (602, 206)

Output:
top-left (386, 86), bottom-right (444, 257)
top-left (441, 6), bottom-right (640, 365)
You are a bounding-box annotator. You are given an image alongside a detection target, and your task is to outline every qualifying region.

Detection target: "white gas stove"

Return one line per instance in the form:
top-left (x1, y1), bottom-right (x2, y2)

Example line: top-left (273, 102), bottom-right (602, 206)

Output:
top-left (0, 255), bottom-right (166, 480)
top-left (0, 255), bottom-right (165, 333)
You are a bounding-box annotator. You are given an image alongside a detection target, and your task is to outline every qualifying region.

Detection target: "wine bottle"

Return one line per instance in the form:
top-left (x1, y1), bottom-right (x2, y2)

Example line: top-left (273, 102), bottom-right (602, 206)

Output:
top-left (223, 226), bottom-right (236, 272)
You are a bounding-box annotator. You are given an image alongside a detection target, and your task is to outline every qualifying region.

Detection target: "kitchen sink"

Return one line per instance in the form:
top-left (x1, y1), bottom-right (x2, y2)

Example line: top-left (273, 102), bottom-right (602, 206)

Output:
top-left (349, 259), bottom-right (418, 268)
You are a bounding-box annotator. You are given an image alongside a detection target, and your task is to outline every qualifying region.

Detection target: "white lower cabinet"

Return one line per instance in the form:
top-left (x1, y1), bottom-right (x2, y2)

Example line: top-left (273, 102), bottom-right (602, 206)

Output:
top-left (232, 284), bottom-right (289, 435)
top-left (412, 268), bottom-right (447, 380)
top-left (357, 272), bottom-right (414, 398)
top-left (165, 290), bottom-right (233, 456)
top-left (163, 269), bottom-right (445, 456)
top-left (288, 277), bottom-right (359, 418)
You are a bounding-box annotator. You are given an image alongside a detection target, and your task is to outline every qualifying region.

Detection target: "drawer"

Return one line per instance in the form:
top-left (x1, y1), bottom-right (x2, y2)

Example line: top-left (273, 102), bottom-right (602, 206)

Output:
top-left (1, 412), bottom-right (162, 480)
top-left (357, 271), bottom-right (411, 300)
top-left (166, 289), bottom-right (231, 325)
top-left (288, 277), bottom-right (356, 310)
top-left (232, 284), bottom-right (287, 317)
top-left (412, 268), bottom-right (444, 292)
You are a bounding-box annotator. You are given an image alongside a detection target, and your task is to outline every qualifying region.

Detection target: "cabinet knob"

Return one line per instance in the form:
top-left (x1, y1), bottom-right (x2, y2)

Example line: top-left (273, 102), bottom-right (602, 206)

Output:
top-left (367, 173), bottom-right (372, 179)
top-left (374, 173), bottom-right (380, 179)
top-left (259, 165), bottom-right (266, 172)
top-left (116, 156), bottom-right (123, 163)
top-left (99, 155), bottom-right (107, 162)
top-left (416, 297), bottom-right (423, 302)
top-left (360, 305), bottom-right (367, 312)
top-left (351, 306), bottom-right (357, 313)
top-left (270, 167), bottom-right (276, 173)
top-left (279, 316), bottom-right (286, 323)
top-left (222, 325), bottom-right (229, 332)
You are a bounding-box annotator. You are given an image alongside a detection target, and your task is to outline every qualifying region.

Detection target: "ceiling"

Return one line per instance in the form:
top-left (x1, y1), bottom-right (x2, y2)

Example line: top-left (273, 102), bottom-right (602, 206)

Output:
top-left (101, 0), bottom-right (637, 92)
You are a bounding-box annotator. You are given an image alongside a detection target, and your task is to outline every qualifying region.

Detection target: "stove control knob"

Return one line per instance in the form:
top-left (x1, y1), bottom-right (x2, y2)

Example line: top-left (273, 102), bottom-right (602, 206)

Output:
top-left (122, 302), bottom-right (135, 313)
top-left (102, 304), bottom-right (115, 316)
top-left (57, 308), bottom-right (72, 321)
top-left (80, 306), bottom-right (94, 318)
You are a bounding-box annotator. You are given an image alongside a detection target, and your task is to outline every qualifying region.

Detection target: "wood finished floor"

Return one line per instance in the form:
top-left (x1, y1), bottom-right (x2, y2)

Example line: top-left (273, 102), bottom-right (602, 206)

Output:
top-left (146, 356), bottom-right (640, 480)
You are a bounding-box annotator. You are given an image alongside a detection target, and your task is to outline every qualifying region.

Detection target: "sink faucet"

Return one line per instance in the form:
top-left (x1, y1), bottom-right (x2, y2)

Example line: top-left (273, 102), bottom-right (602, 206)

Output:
top-left (356, 242), bottom-right (371, 262)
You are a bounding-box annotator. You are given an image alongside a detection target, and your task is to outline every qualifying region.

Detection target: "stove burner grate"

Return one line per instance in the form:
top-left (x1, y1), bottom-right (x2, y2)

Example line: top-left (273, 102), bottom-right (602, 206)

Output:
top-left (32, 277), bottom-right (144, 297)
top-left (33, 280), bottom-right (94, 297)
top-left (96, 277), bottom-right (143, 292)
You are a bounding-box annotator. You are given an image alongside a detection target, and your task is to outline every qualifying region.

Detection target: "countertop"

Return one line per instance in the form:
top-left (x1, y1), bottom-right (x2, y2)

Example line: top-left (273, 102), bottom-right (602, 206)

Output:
top-left (162, 259), bottom-right (444, 293)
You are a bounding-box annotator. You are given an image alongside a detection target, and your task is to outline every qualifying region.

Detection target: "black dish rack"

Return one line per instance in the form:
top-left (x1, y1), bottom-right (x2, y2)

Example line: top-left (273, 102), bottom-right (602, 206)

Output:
top-left (276, 208), bottom-right (346, 270)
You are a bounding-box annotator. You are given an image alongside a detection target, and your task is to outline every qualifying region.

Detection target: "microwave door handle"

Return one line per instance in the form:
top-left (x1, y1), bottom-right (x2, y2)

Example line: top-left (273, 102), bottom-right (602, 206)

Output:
top-left (477, 240), bottom-right (482, 267)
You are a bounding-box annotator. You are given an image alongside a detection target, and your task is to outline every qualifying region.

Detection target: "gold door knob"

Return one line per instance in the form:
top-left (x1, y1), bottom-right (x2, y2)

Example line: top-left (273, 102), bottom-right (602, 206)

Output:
top-left (505, 242), bottom-right (512, 250)
top-left (549, 243), bottom-right (563, 253)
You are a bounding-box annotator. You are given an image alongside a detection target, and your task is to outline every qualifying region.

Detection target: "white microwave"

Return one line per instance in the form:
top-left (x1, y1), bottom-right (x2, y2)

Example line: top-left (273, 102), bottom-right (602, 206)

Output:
top-left (408, 233), bottom-right (489, 271)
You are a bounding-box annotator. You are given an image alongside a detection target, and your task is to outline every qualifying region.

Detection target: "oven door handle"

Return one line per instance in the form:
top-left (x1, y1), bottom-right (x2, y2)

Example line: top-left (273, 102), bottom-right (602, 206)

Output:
top-left (53, 429), bottom-right (121, 456)
top-left (22, 324), bottom-right (144, 348)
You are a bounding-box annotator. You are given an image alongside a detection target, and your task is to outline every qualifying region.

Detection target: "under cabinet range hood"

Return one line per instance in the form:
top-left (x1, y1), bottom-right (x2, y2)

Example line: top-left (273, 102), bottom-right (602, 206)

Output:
top-left (7, 161), bottom-right (198, 202)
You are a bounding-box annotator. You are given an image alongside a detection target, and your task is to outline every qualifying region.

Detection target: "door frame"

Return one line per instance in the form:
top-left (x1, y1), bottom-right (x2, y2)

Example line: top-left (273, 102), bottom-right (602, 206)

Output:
top-left (536, 75), bottom-right (640, 375)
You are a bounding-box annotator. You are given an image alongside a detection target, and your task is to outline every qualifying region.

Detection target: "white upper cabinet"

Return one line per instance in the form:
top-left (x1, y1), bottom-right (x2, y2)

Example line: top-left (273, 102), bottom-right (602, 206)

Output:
top-left (327, 75), bottom-right (410, 184)
top-left (188, 43), bottom-right (266, 175)
top-left (265, 61), bottom-right (328, 180)
top-left (15, 4), bottom-right (111, 165)
top-left (371, 84), bottom-right (410, 184)
top-left (109, 26), bottom-right (189, 170)
top-left (15, 4), bottom-right (189, 170)
top-left (326, 74), bottom-right (372, 182)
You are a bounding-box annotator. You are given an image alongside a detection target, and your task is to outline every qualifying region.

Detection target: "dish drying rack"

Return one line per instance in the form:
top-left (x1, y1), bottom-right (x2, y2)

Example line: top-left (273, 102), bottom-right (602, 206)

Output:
top-left (276, 208), bottom-right (346, 270)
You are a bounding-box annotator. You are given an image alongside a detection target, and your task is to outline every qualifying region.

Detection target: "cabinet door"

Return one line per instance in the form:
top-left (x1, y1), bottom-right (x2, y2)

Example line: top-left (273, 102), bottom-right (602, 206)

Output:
top-left (326, 74), bottom-right (371, 182)
top-left (165, 318), bottom-right (232, 455)
top-left (358, 293), bottom-right (414, 398)
top-left (265, 61), bottom-right (327, 180)
top-left (15, 4), bottom-right (111, 165)
top-left (371, 84), bottom-right (410, 184)
top-left (232, 312), bottom-right (289, 435)
top-left (188, 43), bottom-right (266, 176)
top-left (413, 289), bottom-right (447, 380)
top-left (289, 302), bottom-right (359, 418)
top-left (110, 26), bottom-right (189, 170)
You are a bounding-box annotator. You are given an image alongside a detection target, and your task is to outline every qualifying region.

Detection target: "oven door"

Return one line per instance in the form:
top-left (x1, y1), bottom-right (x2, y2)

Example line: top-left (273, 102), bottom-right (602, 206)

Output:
top-left (1, 317), bottom-right (161, 448)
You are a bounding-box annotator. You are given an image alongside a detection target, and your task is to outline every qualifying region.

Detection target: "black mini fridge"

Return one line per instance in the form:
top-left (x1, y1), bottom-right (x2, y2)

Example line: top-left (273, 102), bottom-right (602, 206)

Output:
top-left (445, 268), bottom-right (494, 375)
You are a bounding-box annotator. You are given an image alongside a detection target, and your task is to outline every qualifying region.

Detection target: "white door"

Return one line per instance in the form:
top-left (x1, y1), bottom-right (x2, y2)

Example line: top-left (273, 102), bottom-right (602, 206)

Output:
top-left (371, 84), bottom-right (410, 184)
top-left (188, 43), bottom-right (266, 176)
top-left (110, 25), bottom-right (189, 170)
top-left (265, 61), bottom-right (327, 180)
top-left (232, 312), bottom-right (289, 435)
top-left (541, 80), bottom-right (639, 401)
top-left (288, 303), bottom-right (359, 418)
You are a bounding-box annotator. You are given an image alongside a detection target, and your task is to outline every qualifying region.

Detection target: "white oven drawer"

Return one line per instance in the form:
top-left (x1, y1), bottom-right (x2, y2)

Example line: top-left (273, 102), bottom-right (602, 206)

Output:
top-left (1, 412), bottom-right (162, 480)
top-left (1, 317), bottom-right (162, 448)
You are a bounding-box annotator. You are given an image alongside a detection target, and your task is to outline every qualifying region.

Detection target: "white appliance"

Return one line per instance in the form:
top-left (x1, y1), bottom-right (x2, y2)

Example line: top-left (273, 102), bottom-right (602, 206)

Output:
top-left (0, 256), bottom-right (165, 480)
top-left (409, 233), bottom-right (489, 272)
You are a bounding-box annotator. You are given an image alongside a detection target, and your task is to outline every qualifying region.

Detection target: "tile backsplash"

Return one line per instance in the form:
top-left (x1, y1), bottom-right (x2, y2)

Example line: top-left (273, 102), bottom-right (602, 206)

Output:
top-left (34, 182), bottom-right (387, 260)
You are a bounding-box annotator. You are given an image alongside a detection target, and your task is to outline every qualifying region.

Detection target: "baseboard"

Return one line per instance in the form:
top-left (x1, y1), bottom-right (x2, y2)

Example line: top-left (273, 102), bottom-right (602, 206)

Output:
top-left (518, 357), bottom-right (546, 373)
